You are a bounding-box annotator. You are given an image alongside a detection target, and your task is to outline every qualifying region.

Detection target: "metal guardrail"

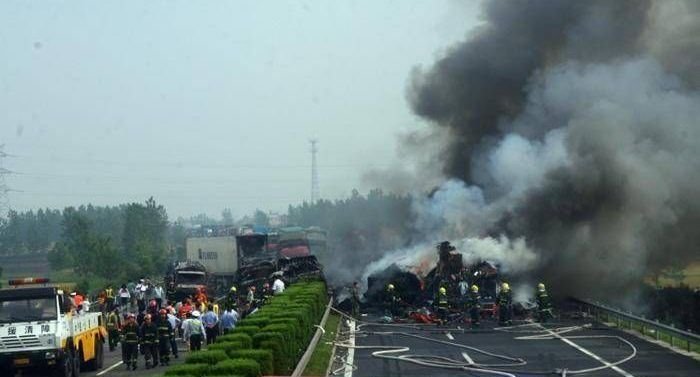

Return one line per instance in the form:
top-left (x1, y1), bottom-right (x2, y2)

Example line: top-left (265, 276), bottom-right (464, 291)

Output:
top-left (573, 297), bottom-right (700, 353)
top-left (291, 298), bottom-right (333, 377)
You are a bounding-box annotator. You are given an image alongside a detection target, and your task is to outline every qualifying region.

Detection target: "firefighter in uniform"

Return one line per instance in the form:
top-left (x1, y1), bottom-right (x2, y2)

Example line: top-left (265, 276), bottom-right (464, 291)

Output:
top-left (140, 313), bottom-right (159, 369)
top-left (156, 309), bottom-right (174, 366)
top-left (351, 281), bottom-right (361, 318)
top-left (122, 313), bottom-right (139, 370)
top-left (467, 285), bottom-right (481, 327)
top-left (535, 283), bottom-right (553, 322)
top-left (384, 284), bottom-right (399, 317)
top-left (105, 285), bottom-right (115, 312)
top-left (436, 286), bottom-right (449, 325)
top-left (106, 308), bottom-right (121, 351)
top-left (225, 286), bottom-right (238, 310)
top-left (497, 282), bottom-right (513, 326)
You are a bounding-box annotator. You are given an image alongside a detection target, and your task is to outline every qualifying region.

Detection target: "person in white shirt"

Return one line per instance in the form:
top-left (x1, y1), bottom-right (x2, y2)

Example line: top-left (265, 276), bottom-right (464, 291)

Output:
top-left (272, 278), bottom-right (285, 295)
top-left (182, 311), bottom-right (206, 351)
top-left (118, 284), bottom-right (131, 309)
top-left (153, 285), bottom-right (164, 308)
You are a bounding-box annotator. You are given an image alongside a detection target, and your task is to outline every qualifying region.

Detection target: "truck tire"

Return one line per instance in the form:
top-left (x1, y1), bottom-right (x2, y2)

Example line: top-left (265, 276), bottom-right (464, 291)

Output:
top-left (53, 349), bottom-right (73, 377)
top-left (72, 347), bottom-right (81, 377)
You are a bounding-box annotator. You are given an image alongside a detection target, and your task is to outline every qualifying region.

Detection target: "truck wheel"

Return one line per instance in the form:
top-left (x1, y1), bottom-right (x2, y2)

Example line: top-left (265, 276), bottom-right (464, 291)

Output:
top-left (72, 348), bottom-right (81, 377)
top-left (54, 350), bottom-right (73, 377)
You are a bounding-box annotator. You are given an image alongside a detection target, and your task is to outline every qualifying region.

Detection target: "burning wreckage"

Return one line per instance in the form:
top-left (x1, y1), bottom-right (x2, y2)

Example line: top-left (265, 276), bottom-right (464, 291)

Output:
top-left (344, 241), bottom-right (532, 324)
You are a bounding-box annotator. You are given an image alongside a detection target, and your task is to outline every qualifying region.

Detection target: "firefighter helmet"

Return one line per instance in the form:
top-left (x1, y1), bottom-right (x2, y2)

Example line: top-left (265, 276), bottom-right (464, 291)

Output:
top-left (501, 282), bottom-right (510, 291)
top-left (537, 283), bottom-right (546, 291)
top-left (230, 286), bottom-right (237, 293)
top-left (159, 308), bottom-right (167, 315)
top-left (439, 287), bottom-right (446, 294)
top-left (387, 284), bottom-right (395, 291)
top-left (144, 314), bottom-right (152, 321)
top-left (471, 285), bottom-right (479, 292)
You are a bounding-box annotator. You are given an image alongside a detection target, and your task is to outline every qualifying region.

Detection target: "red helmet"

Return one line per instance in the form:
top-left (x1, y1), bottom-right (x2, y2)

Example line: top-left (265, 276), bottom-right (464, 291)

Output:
top-left (159, 309), bottom-right (167, 315)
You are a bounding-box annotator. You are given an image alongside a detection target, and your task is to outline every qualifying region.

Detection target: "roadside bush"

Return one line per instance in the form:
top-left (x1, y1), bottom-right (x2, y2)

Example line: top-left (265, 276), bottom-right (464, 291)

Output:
top-left (163, 363), bottom-right (209, 376)
top-left (232, 325), bottom-right (260, 337)
top-left (210, 358), bottom-right (261, 377)
top-left (185, 350), bottom-right (227, 365)
top-left (207, 341), bottom-right (244, 353)
top-left (228, 349), bottom-right (274, 375)
top-left (217, 333), bottom-right (252, 348)
top-left (258, 340), bottom-right (287, 374)
top-left (238, 317), bottom-right (269, 328)
top-left (268, 318), bottom-right (302, 339)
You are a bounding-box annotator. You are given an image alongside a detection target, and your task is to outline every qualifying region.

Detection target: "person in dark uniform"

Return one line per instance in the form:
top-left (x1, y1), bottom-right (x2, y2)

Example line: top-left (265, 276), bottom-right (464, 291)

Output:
top-left (225, 286), bottom-right (238, 311)
top-left (121, 314), bottom-right (139, 371)
top-left (106, 308), bottom-right (121, 352)
top-left (436, 286), bottom-right (449, 325)
top-left (139, 314), bottom-right (159, 369)
top-left (536, 283), bottom-right (553, 322)
top-left (156, 309), bottom-right (174, 366)
top-left (351, 281), bottom-right (361, 318)
top-left (497, 282), bottom-right (513, 326)
top-left (467, 285), bottom-right (481, 327)
top-left (384, 284), bottom-right (400, 317)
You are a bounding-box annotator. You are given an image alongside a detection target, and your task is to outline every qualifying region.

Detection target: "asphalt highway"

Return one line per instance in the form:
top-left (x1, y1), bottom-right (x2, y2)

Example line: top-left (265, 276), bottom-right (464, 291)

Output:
top-left (14, 337), bottom-right (190, 377)
top-left (350, 318), bottom-right (700, 377)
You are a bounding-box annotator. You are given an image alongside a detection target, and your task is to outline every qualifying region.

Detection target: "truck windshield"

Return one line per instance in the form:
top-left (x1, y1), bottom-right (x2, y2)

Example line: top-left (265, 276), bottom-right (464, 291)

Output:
top-left (177, 272), bottom-right (206, 285)
top-left (0, 297), bottom-right (58, 323)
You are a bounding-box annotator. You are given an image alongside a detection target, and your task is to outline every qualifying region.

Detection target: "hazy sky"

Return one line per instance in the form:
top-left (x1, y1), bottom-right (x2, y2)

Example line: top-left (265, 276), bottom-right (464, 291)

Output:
top-left (0, 1), bottom-right (481, 219)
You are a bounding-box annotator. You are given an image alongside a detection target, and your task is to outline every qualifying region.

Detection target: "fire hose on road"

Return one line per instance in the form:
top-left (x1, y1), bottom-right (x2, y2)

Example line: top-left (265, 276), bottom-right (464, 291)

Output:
top-left (327, 307), bottom-right (639, 377)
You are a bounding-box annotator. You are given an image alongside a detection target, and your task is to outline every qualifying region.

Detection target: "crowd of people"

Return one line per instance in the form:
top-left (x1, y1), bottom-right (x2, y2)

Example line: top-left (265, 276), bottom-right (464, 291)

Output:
top-left (95, 275), bottom-right (286, 371)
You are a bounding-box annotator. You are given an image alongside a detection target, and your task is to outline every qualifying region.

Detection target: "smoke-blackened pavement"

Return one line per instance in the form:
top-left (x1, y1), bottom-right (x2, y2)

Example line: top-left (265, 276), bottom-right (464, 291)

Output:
top-left (351, 319), bottom-right (700, 377)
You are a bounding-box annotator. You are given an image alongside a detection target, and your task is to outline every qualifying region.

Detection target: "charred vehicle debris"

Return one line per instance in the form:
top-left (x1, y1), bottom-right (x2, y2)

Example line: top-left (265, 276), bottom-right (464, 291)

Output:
top-left (167, 226), bottom-right (325, 299)
top-left (339, 241), bottom-right (542, 325)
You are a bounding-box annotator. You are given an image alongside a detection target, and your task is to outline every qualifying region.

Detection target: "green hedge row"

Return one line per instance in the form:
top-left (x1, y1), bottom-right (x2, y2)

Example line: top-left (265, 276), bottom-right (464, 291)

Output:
top-left (162, 279), bottom-right (327, 377)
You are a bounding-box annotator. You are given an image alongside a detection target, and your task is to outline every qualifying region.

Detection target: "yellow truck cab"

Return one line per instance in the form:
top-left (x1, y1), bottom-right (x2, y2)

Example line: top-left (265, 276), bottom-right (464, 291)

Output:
top-left (0, 278), bottom-right (106, 377)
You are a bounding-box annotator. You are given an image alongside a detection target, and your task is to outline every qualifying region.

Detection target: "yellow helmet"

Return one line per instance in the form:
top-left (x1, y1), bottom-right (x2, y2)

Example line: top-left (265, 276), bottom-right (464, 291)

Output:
top-left (387, 284), bottom-right (395, 291)
top-left (439, 287), bottom-right (446, 294)
top-left (470, 285), bottom-right (479, 292)
top-left (537, 283), bottom-right (545, 291)
top-left (230, 286), bottom-right (237, 293)
top-left (501, 282), bottom-right (510, 291)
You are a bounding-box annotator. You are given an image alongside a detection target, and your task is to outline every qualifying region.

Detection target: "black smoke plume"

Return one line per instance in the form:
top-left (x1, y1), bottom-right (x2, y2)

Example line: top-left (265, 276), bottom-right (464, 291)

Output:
top-left (398, 0), bottom-right (700, 300)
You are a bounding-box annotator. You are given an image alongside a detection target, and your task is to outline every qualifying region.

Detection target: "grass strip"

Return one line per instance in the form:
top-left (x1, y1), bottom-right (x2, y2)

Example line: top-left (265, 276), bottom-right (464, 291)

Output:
top-left (302, 313), bottom-right (341, 376)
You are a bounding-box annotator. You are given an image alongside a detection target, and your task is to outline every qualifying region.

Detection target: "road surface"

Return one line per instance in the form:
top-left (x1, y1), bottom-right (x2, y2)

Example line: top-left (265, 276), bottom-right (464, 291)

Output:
top-left (348, 318), bottom-right (700, 377)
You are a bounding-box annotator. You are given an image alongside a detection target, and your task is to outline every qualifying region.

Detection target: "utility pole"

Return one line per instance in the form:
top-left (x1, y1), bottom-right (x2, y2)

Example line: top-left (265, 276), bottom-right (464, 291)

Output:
top-left (0, 145), bottom-right (11, 218)
top-left (310, 139), bottom-right (319, 203)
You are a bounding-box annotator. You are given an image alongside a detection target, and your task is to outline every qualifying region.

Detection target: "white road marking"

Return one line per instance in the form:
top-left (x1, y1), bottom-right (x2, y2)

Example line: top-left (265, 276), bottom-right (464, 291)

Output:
top-left (96, 360), bottom-right (123, 376)
top-left (537, 324), bottom-right (635, 377)
top-left (461, 352), bottom-right (474, 365)
top-left (344, 319), bottom-right (356, 377)
top-left (445, 332), bottom-right (454, 340)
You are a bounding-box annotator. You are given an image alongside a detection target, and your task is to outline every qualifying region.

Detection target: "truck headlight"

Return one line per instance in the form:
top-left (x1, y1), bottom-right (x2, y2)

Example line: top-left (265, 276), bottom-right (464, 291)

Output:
top-left (45, 351), bottom-right (56, 359)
